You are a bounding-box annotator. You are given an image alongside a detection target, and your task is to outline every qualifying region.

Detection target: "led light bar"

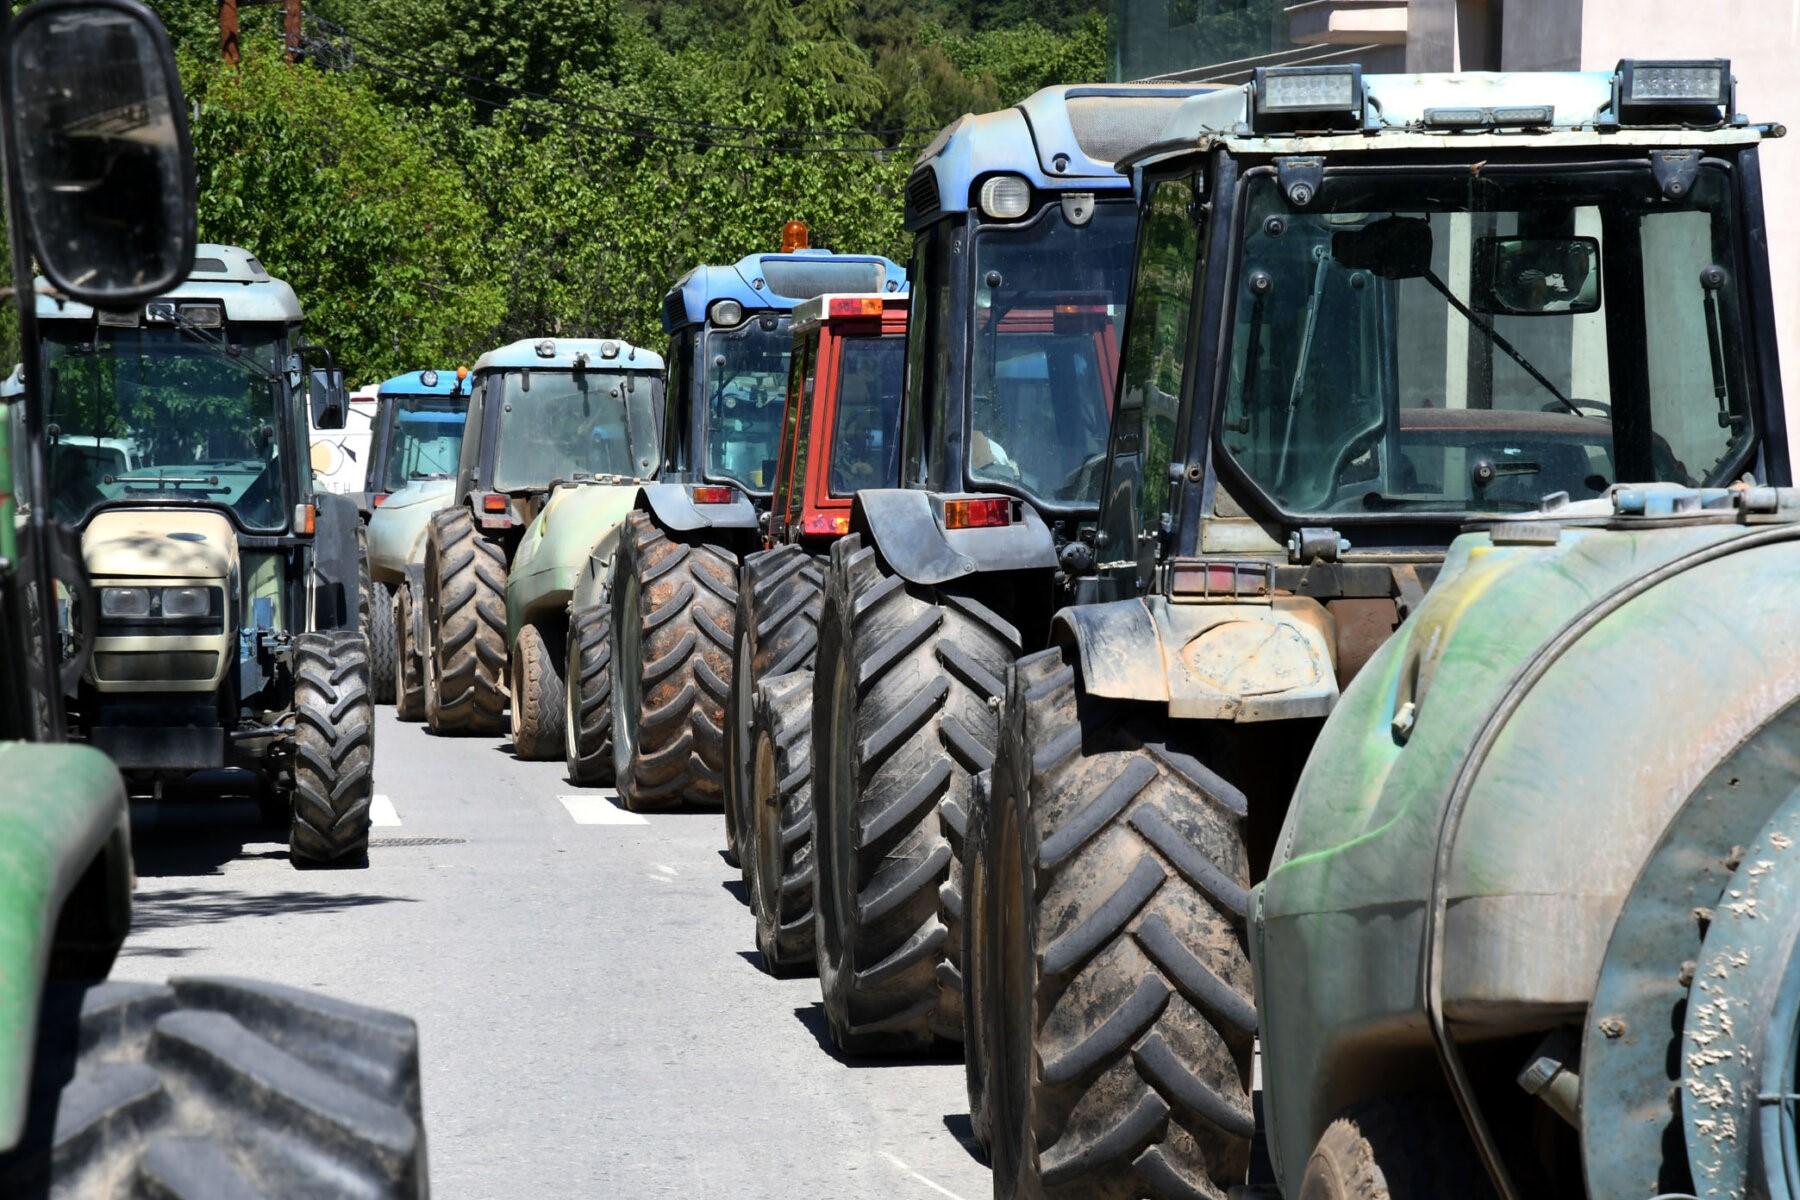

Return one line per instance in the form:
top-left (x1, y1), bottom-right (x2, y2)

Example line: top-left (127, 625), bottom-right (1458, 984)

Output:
top-left (1423, 105), bottom-right (1554, 130)
top-left (1252, 64), bottom-right (1364, 134)
top-left (1615, 58), bottom-right (1732, 120)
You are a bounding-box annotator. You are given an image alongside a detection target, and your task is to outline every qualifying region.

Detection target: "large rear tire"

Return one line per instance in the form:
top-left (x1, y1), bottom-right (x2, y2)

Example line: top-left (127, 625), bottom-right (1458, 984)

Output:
top-left (812, 535), bottom-right (1018, 1054)
top-left (961, 767), bottom-right (995, 1159)
top-left (987, 645), bottom-right (1255, 1199)
top-left (510, 620), bottom-right (566, 761)
top-left (611, 512), bottom-right (737, 810)
top-left (393, 581), bottom-right (426, 723)
top-left (750, 670), bottom-right (817, 974)
top-left (727, 545), bottom-right (825, 873)
top-left (0, 976), bottom-right (426, 1197)
top-left (564, 603), bottom-right (613, 785)
top-left (424, 507), bottom-right (507, 736)
top-left (369, 580), bottom-right (397, 705)
top-left (288, 630), bottom-right (374, 867)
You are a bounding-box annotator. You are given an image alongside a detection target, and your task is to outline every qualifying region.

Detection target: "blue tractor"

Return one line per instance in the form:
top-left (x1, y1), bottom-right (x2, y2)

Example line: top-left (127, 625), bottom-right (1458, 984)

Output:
top-left (777, 85), bottom-right (1211, 1056)
top-left (577, 234), bottom-right (905, 808)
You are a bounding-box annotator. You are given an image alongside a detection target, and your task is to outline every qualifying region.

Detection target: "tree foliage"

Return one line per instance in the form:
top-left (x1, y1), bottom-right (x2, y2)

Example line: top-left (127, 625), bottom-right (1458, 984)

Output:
top-left (138, 0), bottom-right (1106, 383)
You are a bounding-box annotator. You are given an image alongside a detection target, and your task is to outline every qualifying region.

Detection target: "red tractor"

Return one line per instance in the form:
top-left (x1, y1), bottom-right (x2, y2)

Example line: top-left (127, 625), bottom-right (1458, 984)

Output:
top-left (724, 293), bottom-right (907, 972)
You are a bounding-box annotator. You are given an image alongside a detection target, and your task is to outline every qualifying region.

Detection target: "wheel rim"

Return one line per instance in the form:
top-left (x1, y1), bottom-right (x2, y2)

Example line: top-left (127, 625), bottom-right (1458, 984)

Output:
top-left (752, 723), bottom-right (781, 930)
top-left (616, 569), bottom-right (642, 769)
top-left (565, 620), bottom-right (581, 766)
top-left (510, 638), bottom-right (525, 743)
top-left (1761, 943), bottom-right (1800, 1199)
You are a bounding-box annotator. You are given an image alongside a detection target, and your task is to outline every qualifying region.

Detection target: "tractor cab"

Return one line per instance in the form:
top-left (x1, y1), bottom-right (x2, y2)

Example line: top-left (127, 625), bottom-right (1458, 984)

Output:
top-left (363, 367), bottom-right (471, 512)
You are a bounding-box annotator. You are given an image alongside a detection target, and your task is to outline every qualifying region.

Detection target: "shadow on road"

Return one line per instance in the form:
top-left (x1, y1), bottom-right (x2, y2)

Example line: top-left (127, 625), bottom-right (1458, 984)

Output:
top-left (129, 886), bottom-right (413, 934)
top-left (941, 1114), bottom-right (985, 1164)
top-left (792, 1002), bottom-right (962, 1069)
top-left (720, 878), bottom-right (750, 905)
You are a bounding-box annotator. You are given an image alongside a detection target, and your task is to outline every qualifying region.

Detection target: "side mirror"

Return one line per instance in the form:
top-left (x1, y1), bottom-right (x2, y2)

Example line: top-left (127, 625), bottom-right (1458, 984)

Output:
top-left (309, 367), bottom-right (347, 431)
top-left (7, 0), bottom-right (196, 307)
top-left (1474, 236), bottom-right (1601, 315)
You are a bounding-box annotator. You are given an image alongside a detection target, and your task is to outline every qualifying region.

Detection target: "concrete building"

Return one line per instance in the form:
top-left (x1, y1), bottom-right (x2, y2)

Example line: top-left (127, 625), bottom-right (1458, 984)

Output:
top-left (1113, 0), bottom-right (1800, 447)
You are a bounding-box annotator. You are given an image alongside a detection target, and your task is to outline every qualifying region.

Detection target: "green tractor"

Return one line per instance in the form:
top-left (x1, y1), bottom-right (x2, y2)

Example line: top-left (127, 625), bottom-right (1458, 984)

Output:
top-left (968, 62), bottom-right (1793, 1196)
top-left (420, 337), bottom-right (661, 753)
top-left (0, 2), bottom-right (427, 1192)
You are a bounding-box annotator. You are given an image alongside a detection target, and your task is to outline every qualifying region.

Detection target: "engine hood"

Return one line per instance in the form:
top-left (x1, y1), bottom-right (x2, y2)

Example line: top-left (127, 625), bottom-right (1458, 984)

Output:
top-left (82, 509), bottom-right (236, 581)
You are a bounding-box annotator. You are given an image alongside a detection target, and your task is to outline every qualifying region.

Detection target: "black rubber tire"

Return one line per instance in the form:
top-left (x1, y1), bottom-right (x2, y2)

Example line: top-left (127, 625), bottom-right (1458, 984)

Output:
top-left (510, 619), bottom-right (566, 761)
top-left (369, 580), bottom-right (397, 705)
top-left (393, 581), bottom-right (426, 723)
top-left (0, 975), bottom-right (426, 1197)
top-left (424, 507), bottom-right (508, 736)
top-left (288, 630), bottom-right (375, 867)
top-left (987, 645), bottom-right (1255, 1200)
top-left (960, 767), bottom-right (995, 1160)
top-left (727, 545), bottom-right (826, 873)
top-left (750, 670), bottom-right (817, 975)
top-left (564, 603), bottom-right (613, 786)
top-left (812, 535), bottom-right (1018, 1054)
top-left (356, 521), bottom-right (373, 645)
top-left (610, 512), bottom-right (737, 811)
top-left (1298, 1097), bottom-right (1489, 1200)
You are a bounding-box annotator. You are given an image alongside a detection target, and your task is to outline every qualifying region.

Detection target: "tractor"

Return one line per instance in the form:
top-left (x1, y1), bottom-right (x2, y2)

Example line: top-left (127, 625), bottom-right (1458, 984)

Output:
top-left (0, 3), bottom-right (426, 1192)
top-left (967, 62), bottom-right (1793, 1197)
top-left (804, 82), bottom-right (1210, 1056)
top-left (727, 291), bottom-right (908, 972)
top-left (420, 338), bottom-right (661, 744)
top-left (38, 239), bottom-right (375, 867)
top-left (594, 233), bottom-right (905, 806)
top-left (361, 367), bottom-right (471, 714)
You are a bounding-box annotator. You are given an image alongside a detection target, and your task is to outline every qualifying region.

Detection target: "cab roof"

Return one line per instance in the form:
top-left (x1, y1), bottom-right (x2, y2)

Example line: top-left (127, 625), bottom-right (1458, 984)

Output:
top-left (377, 369), bottom-right (469, 397)
top-left (471, 337), bottom-right (664, 374)
top-left (904, 83), bottom-right (1217, 230)
top-left (34, 242), bottom-right (304, 325)
top-left (661, 249), bottom-right (908, 332)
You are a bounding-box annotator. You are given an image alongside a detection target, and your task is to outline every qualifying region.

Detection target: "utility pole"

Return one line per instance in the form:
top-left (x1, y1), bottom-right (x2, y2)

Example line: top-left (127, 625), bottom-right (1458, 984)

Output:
top-left (285, 0), bottom-right (300, 63)
top-left (219, 0), bottom-right (304, 65)
top-left (220, 0), bottom-right (239, 64)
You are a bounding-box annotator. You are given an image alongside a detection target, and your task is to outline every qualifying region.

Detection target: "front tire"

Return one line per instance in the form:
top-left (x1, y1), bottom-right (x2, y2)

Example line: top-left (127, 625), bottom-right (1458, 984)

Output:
top-left (288, 630), bottom-right (375, 866)
top-left (510, 619), bottom-right (566, 761)
top-left (424, 507), bottom-right (508, 736)
top-left (369, 580), bottom-right (397, 704)
top-left (812, 536), bottom-right (1018, 1053)
top-left (750, 670), bottom-right (817, 974)
top-left (610, 512), bottom-right (737, 810)
top-left (394, 581), bottom-right (426, 722)
top-left (0, 976), bottom-right (427, 1196)
top-left (987, 646), bottom-right (1255, 1199)
top-left (564, 603), bottom-right (613, 785)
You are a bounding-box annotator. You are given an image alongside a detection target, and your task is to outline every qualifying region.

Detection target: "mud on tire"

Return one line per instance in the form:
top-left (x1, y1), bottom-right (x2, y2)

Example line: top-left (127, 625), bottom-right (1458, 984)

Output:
top-left (750, 670), bottom-right (817, 974)
top-left (986, 645), bottom-right (1255, 1199)
top-left (812, 535), bottom-right (1018, 1053)
top-left (0, 975), bottom-right (427, 1197)
top-left (564, 603), bottom-right (613, 785)
top-left (369, 580), bottom-right (397, 705)
top-left (510, 620), bottom-right (566, 761)
top-left (393, 581), bottom-right (426, 723)
top-left (424, 507), bottom-right (507, 736)
top-left (611, 512), bottom-right (737, 810)
top-left (288, 630), bottom-right (374, 866)
top-left (727, 545), bottom-right (826, 873)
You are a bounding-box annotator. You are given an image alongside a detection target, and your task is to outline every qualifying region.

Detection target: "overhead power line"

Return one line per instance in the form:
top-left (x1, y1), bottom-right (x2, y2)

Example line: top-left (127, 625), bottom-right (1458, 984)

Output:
top-left (301, 11), bottom-right (940, 149)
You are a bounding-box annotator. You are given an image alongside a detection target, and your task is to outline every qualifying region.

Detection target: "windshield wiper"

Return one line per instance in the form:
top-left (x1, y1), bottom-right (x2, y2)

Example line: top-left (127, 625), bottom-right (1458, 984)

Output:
top-left (164, 308), bottom-right (282, 385)
top-left (1275, 248), bottom-right (1331, 490)
top-left (1418, 269), bottom-right (1583, 417)
top-left (1701, 270), bottom-right (1744, 431)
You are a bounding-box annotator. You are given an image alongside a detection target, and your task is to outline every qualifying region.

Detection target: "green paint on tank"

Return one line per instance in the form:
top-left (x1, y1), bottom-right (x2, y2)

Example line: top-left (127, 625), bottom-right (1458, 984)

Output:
top-left (1253, 504), bottom-right (1800, 1192)
top-left (505, 482), bottom-right (641, 643)
top-left (366, 477), bottom-right (457, 585)
top-left (0, 743), bottom-right (127, 1150)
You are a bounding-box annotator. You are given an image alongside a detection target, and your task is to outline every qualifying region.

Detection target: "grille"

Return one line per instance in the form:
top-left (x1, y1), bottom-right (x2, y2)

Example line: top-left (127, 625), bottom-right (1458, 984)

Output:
top-left (761, 260), bottom-right (885, 302)
top-left (94, 651), bottom-right (219, 684)
top-left (906, 169), bottom-right (939, 220)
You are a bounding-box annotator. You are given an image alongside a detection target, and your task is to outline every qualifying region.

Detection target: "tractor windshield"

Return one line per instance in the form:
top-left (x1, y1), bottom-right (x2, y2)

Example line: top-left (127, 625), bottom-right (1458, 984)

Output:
top-left (1218, 163), bottom-right (1756, 516)
top-left (828, 334), bottom-right (905, 495)
top-left (493, 368), bottom-right (658, 490)
top-left (41, 326), bottom-right (288, 529)
top-left (380, 393), bottom-right (468, 491)
top-left (704, 314), bottom-right (791, 494)
top-left (968, 200), bottom-right (1134, 508)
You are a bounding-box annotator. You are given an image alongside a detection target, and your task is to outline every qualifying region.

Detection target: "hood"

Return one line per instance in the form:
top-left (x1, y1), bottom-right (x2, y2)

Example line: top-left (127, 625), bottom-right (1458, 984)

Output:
top-left (82, 509), bottom-right (236, 581)
top-left (379, 478), bottom-right (457, 512)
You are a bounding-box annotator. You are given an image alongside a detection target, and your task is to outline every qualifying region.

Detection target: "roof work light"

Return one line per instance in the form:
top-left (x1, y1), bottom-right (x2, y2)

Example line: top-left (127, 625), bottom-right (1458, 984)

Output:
top-left (1252, 65), bottom-right (1364, 133)
top-left (1613, 59), bottom-right (1733, 123)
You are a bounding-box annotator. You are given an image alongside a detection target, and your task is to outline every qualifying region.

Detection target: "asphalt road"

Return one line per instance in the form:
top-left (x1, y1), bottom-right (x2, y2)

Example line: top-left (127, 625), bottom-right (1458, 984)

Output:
top-left (111, 707), bottom-right (993, 1200)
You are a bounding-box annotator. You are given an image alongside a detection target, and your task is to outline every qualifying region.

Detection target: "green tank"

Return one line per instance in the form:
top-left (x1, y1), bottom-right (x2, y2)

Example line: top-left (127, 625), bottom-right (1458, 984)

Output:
top-left (1256, 483), bottom-right (1800, 1199)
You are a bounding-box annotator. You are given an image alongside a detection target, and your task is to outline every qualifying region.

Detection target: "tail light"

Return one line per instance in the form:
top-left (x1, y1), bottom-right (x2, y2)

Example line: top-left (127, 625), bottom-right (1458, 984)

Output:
top-left (372, 494), bottom-right (386, 507)
top-left (692, 485), bottom-right (735, 505)
top-left (943, 498), bottom-right (1012, 530)
top-left (828, 297), bottom-right (884, 318)
top-left (1169, 560), bottom-right (1273, 601)
top-left (481, 493), bottom-right (508, 512)
top-left (801, 512), bottom-right (851, 537)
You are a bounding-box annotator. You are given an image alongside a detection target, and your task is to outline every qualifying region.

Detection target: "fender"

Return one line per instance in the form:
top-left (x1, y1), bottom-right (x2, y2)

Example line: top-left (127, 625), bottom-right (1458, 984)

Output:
top-left (0, 744), bottom-right (130, 1150)
top-left (851, 488), bottom-right (1056, 587)
top-left (571, 518), bottom-right (627, 614)
top-left (310, 491), bottom-right (363, 632)
top-left (636, 482), bottom-right (758, 534)
top-left (1053, 593), bottom-right (1338, 721)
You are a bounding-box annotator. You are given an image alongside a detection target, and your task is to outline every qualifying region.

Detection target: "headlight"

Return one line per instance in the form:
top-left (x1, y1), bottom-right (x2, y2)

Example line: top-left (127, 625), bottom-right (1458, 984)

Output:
top-left (979, 174), bottom-right (1032, 220)
top-left (709, 299), bottom-right (744, 327)
top-left (161, 586), bottom-right (211, 618)
top-left (100, 587), bottom-right (151, 618)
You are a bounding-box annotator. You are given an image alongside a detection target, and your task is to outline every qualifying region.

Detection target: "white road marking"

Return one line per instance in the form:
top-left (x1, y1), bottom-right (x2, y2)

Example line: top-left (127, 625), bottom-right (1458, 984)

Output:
top-left (371, 794), bottom-right (402, 827)
top-left (653, 863), bottom-right (677, 877)
top-left (880, 1152), bottom-right (969, 1200)
top-left (558, 794), bottom-right (649, 825)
